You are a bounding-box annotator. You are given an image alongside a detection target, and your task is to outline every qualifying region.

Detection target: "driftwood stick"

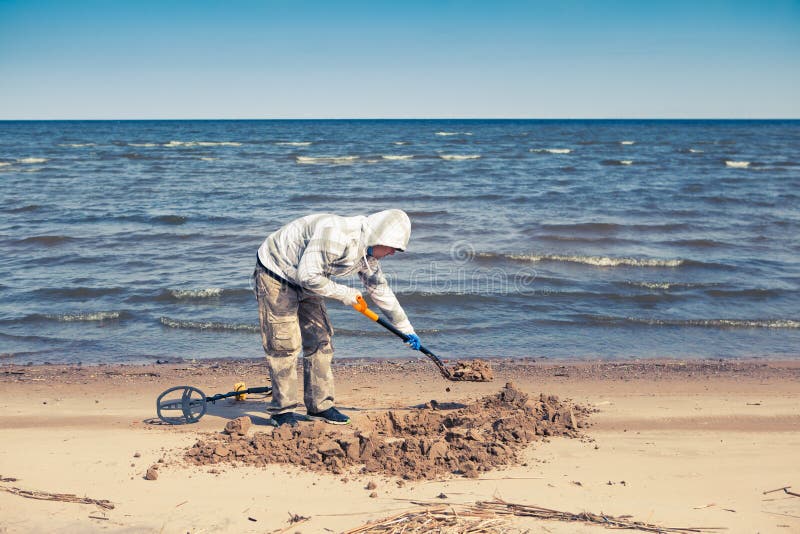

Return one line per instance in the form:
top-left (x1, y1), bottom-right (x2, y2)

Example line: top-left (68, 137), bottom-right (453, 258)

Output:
top-left (763, 486), bottom-right (791, 495)
top-left (0, 485), bottom-right (114, 509)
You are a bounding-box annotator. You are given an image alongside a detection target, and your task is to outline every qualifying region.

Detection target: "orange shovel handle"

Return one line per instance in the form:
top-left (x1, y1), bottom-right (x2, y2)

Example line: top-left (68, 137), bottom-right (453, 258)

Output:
top-left (353, 295), bottom-right (379, 321)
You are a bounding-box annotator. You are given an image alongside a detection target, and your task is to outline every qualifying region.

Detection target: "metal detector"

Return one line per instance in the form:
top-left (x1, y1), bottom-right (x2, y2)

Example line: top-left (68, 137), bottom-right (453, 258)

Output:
top-left (155, 384), bottom-right (272, 425)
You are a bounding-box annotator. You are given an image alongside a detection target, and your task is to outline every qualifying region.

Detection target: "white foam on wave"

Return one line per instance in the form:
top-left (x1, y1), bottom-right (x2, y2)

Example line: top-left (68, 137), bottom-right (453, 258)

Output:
top-left (620, 160), bottom-right (633, 165)
top-left (296, 155), bottom-right (360, 165)
top-left (620, 140), bottom-right (635, 145)
top-left (200, 157), bottom-right (217, 162)
top-left (0, 162), bottom-right (11, 168)
top-left (531, 148), bottom-right (572, 154)
top-left (439, 154), bottom-right (481, 161)
top-left (164, 141), bottom-right (242, 147)
top-left (59, 143), bottom-right (95, 148)
top-left (725, 160), bottom-right (750, 168)
top-left (275, 141), bottom-right (312, 146)
top-left (17, 157), bottom-right (48, 164)
top-left (629, 281), bottom-right (675, 290)
top-left (394, 141), bottom-right (409, 146)
top-left (160, 316), bottom-right (258, 332)
top-left (129, 143), bottom-right (158, 147)
top-left (381, 155), bottom-right (414, 160)
top-left (169, 288), bottom-right (223, 299)
top-left (490, 253), bottom-right (684, 268)
top-left (628, 317), bottom-right (800, 329)
top-left (689, 148), bottom-right (704, 153)
top-left (45, 311), bottom-right (121, 322)
top-left (435, 131), bottom-right (472, 136)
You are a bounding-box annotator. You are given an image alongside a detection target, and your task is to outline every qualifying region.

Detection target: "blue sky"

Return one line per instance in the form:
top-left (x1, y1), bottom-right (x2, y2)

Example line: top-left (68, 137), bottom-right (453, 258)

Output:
top-left (1, 0), bottom-right (798, 119)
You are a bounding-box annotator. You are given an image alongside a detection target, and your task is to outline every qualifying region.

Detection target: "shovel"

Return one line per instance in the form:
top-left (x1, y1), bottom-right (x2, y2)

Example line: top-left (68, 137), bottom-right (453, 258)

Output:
top-left (353, 295), bottom-right (483, 382)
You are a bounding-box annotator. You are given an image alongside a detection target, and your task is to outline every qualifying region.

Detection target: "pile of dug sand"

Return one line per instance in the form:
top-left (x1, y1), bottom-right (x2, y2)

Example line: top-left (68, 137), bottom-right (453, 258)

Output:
top-left (449, 359), bottom-right (494, 381)
top-left (184, 383), bottom-right (590, 480)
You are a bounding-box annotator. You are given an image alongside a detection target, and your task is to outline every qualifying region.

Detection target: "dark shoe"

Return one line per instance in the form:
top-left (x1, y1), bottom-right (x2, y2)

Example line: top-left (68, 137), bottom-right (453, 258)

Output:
top-left (271, 412), bottom-right (311, 427)
top-left (308, 407), bottom-right (350, 425)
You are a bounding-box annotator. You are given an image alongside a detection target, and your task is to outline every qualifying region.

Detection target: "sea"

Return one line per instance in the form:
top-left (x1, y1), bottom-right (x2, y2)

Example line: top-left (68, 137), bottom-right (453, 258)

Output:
top-left (1, 120), bottom-right (799, 364)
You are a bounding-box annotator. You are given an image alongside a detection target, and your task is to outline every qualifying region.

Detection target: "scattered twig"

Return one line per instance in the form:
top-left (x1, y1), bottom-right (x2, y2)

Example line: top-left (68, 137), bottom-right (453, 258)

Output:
top-left (477, 498), bottom-right (726, 533)
top-left (763, 486), bottom-right (800, 498)
top-left (0, 485), bottom-right (114, 509)
top-left (344, 499), bottom-right (726, 533)
top-left (88, 515), bottom-right (109, 520)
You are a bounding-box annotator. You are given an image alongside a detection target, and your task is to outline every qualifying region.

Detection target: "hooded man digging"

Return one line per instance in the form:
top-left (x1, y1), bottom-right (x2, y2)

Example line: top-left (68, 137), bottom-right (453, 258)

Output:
top-left (253, 209), bottom-right (421, 427)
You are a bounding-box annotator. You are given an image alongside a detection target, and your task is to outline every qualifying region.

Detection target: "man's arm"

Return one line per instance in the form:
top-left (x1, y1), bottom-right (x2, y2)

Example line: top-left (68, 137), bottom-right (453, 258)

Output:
top-left (358, 257), bottom-right (414, 334)
top-left (296, 226), bottom-right (361, 304)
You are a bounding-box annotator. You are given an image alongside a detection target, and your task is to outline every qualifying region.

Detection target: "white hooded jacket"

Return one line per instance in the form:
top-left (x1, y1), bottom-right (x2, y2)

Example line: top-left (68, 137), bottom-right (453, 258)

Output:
top-left (257, 209), bottom-right (414, 334)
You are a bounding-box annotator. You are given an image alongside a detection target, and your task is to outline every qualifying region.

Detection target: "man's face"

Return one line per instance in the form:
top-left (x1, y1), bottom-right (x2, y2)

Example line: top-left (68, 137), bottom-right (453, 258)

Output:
top-left (371, 245), bottom-right (398, 259)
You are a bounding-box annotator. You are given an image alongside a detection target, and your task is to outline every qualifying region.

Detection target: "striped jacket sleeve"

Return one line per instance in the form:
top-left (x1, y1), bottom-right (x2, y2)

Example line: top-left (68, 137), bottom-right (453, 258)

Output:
top-left (296, 225), bottom-right (358, 303)
top-left (359, 257), bottom-right (414, 335)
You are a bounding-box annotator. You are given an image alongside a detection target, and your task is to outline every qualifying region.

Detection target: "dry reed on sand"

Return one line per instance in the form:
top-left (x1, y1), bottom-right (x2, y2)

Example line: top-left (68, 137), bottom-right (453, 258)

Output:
top-left (345, 499), bottom-right (726, 534)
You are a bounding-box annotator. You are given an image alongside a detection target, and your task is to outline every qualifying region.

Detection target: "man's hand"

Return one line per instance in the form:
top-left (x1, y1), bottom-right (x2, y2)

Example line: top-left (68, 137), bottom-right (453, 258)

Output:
top-left (405, 333), bottom-right (421, 350)
top-left (341, 288), bottom-right (363, 306)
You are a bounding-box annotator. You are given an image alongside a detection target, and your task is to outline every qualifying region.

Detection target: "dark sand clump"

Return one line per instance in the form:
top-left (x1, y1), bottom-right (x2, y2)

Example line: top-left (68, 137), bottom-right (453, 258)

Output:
top-left (449, 359), bottom-right (494, 381)
top-left (184, 383), bottom-right (590, 480)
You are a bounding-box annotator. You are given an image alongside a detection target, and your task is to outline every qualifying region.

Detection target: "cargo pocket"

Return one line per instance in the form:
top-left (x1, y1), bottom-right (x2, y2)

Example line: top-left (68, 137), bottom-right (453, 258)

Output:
top-left (268, 315), bottom-right (300, 355)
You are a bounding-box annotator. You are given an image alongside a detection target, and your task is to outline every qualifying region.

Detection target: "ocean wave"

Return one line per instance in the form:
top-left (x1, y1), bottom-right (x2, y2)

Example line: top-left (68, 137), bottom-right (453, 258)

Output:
top-left (439, 154), bottom-right (481, 161)
top-left (44, 311), bottom-right (124, 322)
top-left (689, 148), bottom-right (704, 153)
top-left (620, 141), bottom-right (635, 145)
top-left (621, 281), bottom-right (708, 290)
top-left (164, 141), bottom-right (242, 147)
top-left (435, 132), bottom-right (472, 136)
top-left (32, 286), bottom-right (124, 299)
top-left (394, 141), bottom-right (409, 145)
top-left (601, 159), bottom-right (635, 166)
top-left (17, 157), bottom-right (48, 164)
top-left (623, 317), bottom-right (800, 329)
top-left (275, 141), bottom-right (312, 146)
top-left (58, 143), bottom-right (96, 148)
top-left (5, 204), bottom-right (42, 212)
top-left (128, 142), bottom-right (159, 147)
top-left (538, 222), bottom-right (690, 233)
top-left (725, 160), bottom-right (750, 168)
top-left (168, 288), bottom-right (223, 299)
top-left (160, 316), bottom-right (258, 333)
top-left (0, 162), bottom-right (12, 167)
top-left (200, 157), bottom-right (217, 161)
top-left (407, 209), bottom-right (448, 218)
top-left (704, 288), bottom-right (783, 298)
top-left (531, 148), bottom-right (572, 154)
top-left (296, 155), bottom-right (360, 165)
top-left (479, 252), bottom-right (685, 268)
top-left (15, 235), bottom-right (77, 246)
top-left (381, 155), bottom-right (414, 160)
top-left (152, 215), bottom-right (187, 225)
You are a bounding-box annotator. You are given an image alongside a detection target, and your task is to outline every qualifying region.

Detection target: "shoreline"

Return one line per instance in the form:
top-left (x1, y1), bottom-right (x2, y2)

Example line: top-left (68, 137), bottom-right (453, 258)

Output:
top-left (1, 357), bottom-right (798, 532)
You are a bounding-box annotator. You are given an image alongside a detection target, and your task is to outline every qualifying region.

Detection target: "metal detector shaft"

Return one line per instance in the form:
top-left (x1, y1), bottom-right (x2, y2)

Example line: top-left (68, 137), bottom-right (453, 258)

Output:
top-left (352, 296), bottom-right (455, 381)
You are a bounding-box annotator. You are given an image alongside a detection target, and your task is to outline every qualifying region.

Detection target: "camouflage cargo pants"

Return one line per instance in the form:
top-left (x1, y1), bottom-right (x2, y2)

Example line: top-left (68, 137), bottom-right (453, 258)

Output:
top-left (254, 265), bottom-right (335, 415)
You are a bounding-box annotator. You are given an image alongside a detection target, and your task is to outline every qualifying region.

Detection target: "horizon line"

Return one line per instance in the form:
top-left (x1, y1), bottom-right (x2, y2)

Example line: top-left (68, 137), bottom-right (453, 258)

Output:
top-left (1, 117), bottom-right (799, 122)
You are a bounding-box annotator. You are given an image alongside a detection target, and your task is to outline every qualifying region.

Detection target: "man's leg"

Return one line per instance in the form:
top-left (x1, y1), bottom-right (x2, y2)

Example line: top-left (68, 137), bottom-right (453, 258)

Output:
top-left (255, 270), bottom-right (302, 415)
top-left (298, 295), bottom-right (335, 413)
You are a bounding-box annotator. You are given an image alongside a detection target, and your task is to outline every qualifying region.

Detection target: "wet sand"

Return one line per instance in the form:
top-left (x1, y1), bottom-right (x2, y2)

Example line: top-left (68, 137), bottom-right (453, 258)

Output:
top-left (1, 357), bottom-right (799, 532)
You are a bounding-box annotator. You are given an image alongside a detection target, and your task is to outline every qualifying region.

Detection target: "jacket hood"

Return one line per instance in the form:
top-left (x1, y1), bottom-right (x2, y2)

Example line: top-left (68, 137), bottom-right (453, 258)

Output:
top-left (365, 209), bottom-right (411, 251)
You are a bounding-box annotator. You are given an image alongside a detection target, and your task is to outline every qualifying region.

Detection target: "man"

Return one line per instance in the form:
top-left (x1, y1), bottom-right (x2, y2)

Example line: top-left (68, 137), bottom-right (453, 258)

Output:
top-left (253, 209), bottom-right (421, 427)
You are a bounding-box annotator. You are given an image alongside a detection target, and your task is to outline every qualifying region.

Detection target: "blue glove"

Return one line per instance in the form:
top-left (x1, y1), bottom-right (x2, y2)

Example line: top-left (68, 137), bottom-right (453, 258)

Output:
top-left (405, 333), bottom-right (421, 350)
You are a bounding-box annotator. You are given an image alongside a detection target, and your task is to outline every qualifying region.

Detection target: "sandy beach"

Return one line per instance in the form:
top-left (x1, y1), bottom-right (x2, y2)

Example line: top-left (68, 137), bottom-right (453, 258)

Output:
top-left (1, 357), bottom-right (799, 533)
